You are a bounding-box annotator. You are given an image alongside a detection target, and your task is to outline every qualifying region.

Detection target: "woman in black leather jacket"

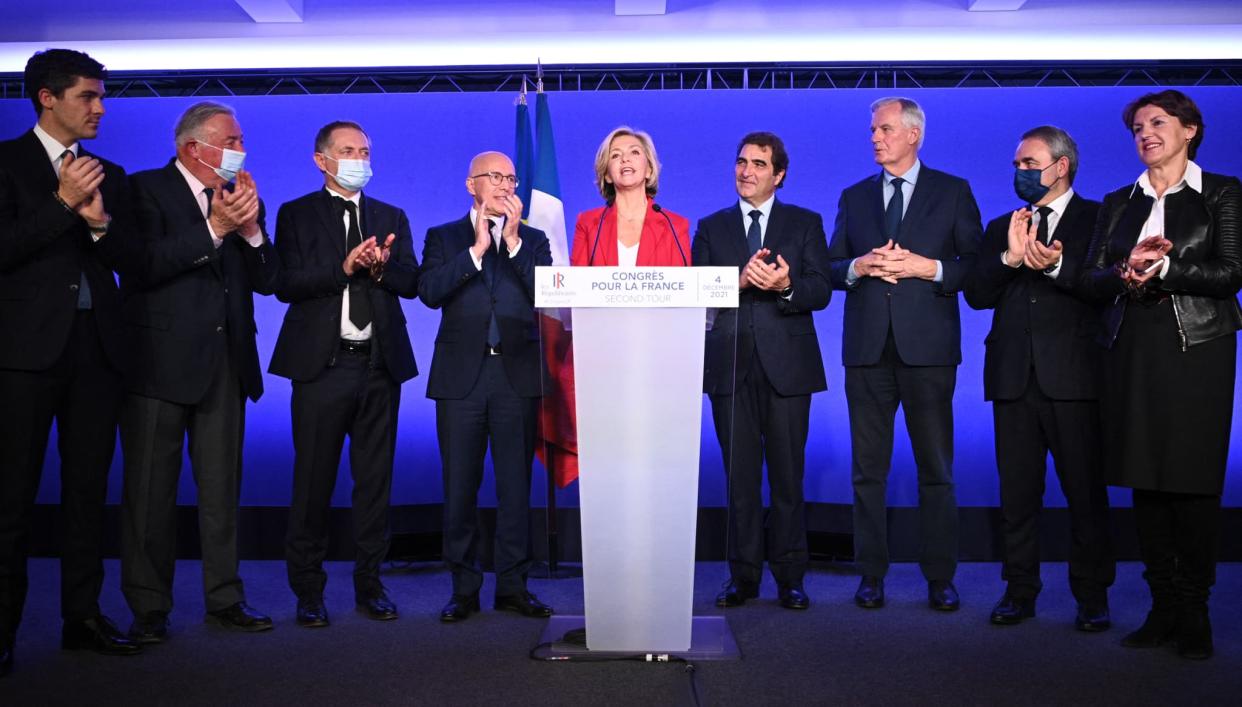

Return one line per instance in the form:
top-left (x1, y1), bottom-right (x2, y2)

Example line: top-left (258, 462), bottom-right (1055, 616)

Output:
top-left (1080, 89), bottom-right (1242, 661)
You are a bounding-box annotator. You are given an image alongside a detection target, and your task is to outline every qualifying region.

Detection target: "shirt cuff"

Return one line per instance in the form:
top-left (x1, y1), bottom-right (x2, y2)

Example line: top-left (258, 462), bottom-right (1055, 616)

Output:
top-left (846, 259), bottom-right (860, 286)
top-left (1001, 251), bottom-right (1021, 269)
top-left (508, 239), bottom-right (522, 258)
top-left (1158, 255), bottom-right (1171, 279)
top-left (1044, 254), bottom-right (1064, 279)
top-left (207, 222), bottom-right (223, 249)
top-left (470, 248), bottom-right (483, 271)
top-left (243, 230), bottom-right (265, 248)
top-left (933, 260), bottom-right (944, 283)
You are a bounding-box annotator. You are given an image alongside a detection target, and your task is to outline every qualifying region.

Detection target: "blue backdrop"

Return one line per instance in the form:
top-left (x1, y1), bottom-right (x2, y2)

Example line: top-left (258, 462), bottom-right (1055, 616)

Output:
top-left (4, 86), bottom-right (1241, 510)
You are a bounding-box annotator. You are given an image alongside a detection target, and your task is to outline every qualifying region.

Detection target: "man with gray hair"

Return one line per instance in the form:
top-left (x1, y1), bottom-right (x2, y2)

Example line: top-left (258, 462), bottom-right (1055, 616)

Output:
top-left (827, 96), bottom-right (981, 612)
top-left (120, 101), bottom-right (280, 641)
top-left (964, 125), bottom-right (1114, 631)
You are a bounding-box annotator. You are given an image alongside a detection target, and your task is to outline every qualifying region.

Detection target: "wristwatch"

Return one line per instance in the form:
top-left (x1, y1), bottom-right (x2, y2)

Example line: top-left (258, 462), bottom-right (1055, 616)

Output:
top-left (88, 217), bottom-right (111, 237)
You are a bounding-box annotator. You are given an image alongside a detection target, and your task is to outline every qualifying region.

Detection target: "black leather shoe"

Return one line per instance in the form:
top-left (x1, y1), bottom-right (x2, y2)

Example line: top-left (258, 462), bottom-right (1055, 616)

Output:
top-left (1075, 603), bottom-right (1111, 633)
top-left (296, 598), bottom-right (330, 628)
top-left (1, 640), bottom-right (12, 678)
top-left (127, 612), bottom-right (170, 644)
top-left (778, 584), bottom-right (810, 610)
top-left (494, 591), bottom-right (553, 618)
top-left (1176, 605), bottom-right (1213, 660)
top-left (928, 580), bottom-right (960, 611)
top-left (1121, 608), bottom-right (1177, 648)
top-left (356, 593), bottom-right (398, 621)
top-left (854, 576), bottom-right (885, 609)
top-left (206, 602), bottom-right (273, 632)
top-left (715, 580), bottom-right (759, 608)
top-left (990, 594), bottom-right (1036, 625)
top-left (62, 615), bottom-right (142, 656)
top-left (440, 594), bottom-right (480, 622)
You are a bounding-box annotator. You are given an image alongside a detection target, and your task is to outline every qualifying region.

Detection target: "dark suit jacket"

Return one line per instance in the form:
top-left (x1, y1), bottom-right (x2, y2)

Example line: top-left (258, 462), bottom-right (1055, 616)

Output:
top-left (0, 130), bottom-right (130, 372)
top-left (692, 200), bottom-right (832, 396)
top-left (124, 158), bottom-right (279, 404)
top-left (963, 193), bottom-right (1103, 401)
top-left (268, 189), bottom-right (419, 383)
top-left (419, 214), bottom-right (551, 399)
top-left (828, 165), bottom-right (982, 367)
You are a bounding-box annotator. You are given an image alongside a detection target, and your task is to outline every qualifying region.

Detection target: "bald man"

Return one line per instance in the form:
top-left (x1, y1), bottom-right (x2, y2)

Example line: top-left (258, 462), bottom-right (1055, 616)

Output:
top-left (419, 152), bottom-right (553, 622)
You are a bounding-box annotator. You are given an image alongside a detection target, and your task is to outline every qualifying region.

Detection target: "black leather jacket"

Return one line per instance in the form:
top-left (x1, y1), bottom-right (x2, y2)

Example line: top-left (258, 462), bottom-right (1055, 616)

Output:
top-left (1080, 169), bottom-right (1242, 351)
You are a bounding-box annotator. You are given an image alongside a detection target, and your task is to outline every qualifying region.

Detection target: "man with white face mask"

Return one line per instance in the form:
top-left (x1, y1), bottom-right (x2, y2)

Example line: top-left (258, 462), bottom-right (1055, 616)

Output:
top-left (269, 121), bottom-right (419, 627)
top-left (121, 101), bottom-right (280, 641)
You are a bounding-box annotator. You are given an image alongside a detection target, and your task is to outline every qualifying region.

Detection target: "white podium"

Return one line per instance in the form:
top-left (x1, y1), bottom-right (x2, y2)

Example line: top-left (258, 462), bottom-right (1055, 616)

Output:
top-left (535, 266), bottom-right (739, 656)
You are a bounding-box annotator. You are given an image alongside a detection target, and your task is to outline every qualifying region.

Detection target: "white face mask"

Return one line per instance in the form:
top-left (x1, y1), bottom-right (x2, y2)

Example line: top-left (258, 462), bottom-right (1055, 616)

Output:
top-left (321, 155), bottom-right (373, 192)
top-left (196, 140), bottom-right (246, 182)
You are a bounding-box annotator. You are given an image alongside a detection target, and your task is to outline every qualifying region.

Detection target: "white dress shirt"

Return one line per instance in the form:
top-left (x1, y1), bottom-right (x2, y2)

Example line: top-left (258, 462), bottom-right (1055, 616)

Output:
top-left (329, 188), bottom-right (372, 341)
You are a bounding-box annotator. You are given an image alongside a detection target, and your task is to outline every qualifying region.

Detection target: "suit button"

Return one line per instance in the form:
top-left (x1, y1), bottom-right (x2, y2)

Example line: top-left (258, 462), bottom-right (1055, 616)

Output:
top-left (1023, 328), bottom-right (1030, 334)
top-left (216, 326), bottom-right (224, 333)
top-left (885, 291), bottom-right (892, 297)
top-left (69, 283), bottom-right (79, 291)
top-left (1029, 296), bottom-right (1037, 304)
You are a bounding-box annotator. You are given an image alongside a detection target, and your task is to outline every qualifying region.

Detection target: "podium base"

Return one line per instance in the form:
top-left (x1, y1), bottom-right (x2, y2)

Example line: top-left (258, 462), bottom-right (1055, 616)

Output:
top-left (535, 615), bottom-right (741, 661)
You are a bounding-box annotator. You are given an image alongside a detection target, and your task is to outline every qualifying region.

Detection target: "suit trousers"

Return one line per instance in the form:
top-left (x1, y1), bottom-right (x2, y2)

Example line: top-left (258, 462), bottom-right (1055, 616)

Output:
top-left (709, 353), bottom-right (810, 587)
top-left (845, 332), bottom-right (958, 580)
top-left (993, 378), bottom-right (1114, 603)
top-left (435, 355), bottom-right (538, 598)
top-left (285, 348), bottom-right (398, 601)
top-left (120, 352), bottom-right (246, 615)
top-left (0, 312), bottom-right (121, 639)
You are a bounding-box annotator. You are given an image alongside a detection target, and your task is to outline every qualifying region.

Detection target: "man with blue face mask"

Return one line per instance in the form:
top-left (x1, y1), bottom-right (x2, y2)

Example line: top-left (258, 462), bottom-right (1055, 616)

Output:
top-left (964, 125), bottom-right (1115, 632)
top-left (121, 101), bottom-right (280, 641)
top-left (269, 121), bottom-right (419, 627)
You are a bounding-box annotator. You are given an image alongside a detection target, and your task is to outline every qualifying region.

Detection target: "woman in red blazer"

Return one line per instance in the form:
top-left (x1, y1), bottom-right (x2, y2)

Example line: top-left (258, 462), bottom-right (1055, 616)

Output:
top-left (570, 126), bottom-right (691, 267)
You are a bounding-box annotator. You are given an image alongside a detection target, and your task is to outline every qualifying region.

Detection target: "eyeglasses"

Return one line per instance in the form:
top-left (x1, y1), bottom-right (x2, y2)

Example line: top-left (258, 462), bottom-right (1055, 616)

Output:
top-left (470, 171), bottom-right (519, 187)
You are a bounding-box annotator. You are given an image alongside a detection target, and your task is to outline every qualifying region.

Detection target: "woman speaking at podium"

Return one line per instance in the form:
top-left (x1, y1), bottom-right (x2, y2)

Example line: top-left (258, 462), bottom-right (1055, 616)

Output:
top-left (570, 126), bottom-right (691, 267)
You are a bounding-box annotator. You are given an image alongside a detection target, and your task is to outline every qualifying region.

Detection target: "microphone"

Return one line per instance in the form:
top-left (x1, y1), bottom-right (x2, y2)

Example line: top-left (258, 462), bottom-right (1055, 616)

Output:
top-left (652, 203), bottom-right (688, 266)
top-left (588, 203), bottom-right (611, 266)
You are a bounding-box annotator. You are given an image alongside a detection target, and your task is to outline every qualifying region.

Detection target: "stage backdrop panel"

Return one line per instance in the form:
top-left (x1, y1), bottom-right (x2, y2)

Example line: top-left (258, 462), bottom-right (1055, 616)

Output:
top-left (4, 86), bottom-right (1241, 509)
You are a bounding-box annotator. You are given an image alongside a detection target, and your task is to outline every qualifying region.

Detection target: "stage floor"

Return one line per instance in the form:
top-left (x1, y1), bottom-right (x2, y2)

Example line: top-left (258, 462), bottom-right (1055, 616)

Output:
top-left (3, 559), bottom-right (1239, 705)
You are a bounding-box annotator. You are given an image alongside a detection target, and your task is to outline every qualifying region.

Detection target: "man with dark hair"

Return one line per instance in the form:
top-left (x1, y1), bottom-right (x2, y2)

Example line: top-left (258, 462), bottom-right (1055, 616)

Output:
top-left (692, 131), bottom-right (831, 610)
top-left (965, 125), bottom-right (1114, 630)
top-left (270, 121), bottom-right (419, 627)
top-left (120, 101), bottom-right (279, 642)
top-left (421, 151), bottom-right (553, 622)
top-left (828, 97), bottom-right (981, 612)
top-left (0, 48), bottom-right (141, 677)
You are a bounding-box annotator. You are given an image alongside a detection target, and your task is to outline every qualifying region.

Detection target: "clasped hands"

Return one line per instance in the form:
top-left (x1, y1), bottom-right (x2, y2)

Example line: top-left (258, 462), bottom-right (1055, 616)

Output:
top-left (854, 240), bottom-right (937, 284)
top-left (470, 194), bottom-right (524, 261)
top-left (1003, 209), bottom-right (1062, 271)
top-left (57, 152), bottom-right (110, 230)
top-left (1121, 235), bottom-right (1172, 289)
top-left (739, 248), bottom-right (791, 292)
top-left (209, 170), bottom-right (262, 239)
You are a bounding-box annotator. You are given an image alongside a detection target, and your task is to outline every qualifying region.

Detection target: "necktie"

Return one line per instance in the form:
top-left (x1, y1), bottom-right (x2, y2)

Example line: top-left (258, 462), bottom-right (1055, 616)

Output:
top-left (60, 150), bottom-right (93, 309)
top-left (746, 209), bottom-right (763, 254)
top-left (336, 198), bottom-right (371, 330)
top-left (484, 219), bottom-right (502, 347)
top-left (202, 187), bottom-right (214, 219)
top-left (1036, 206), bottom-right (1053, 245)
top-left (885, 177), bottom-right (905, 241)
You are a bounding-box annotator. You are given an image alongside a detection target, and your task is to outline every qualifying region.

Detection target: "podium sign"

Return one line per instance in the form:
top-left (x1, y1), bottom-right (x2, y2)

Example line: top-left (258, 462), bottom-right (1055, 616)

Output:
top-left (536, 266), bottom-right (737, 653)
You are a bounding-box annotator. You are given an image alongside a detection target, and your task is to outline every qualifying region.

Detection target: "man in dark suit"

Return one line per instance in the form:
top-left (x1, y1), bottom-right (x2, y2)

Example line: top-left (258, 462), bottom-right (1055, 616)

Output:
top-left (963, 125), bottom-right (1114, 631)
top-left (692, 132), bottom-right (831, 610)
top-left (0, 48), bottom-right (142, 677)
top-left (420, 151), bottom-right (553, 622)
top-left (828, 97), bottom-right (981, 611)
top-left (120, 101), bottom-right (279, 641)
top-left (270, 121), bottom-right (419, 627)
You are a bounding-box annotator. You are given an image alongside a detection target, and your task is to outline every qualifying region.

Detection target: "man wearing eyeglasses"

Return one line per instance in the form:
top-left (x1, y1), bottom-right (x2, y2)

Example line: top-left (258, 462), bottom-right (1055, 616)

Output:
top-left (269, 121), bottom-right (420, 628)
top-left (419, 151), bottom-right (553, 622)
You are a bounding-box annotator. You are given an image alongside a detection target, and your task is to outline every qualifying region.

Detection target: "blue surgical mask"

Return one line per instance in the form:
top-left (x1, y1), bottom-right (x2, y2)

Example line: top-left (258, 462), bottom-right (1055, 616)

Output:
top-left (1013, 163), bottom-right (1056, 204)
top-left (196, 141), bottom-right (247, 182)
top-left (321, 155), bottom-right (372, 192)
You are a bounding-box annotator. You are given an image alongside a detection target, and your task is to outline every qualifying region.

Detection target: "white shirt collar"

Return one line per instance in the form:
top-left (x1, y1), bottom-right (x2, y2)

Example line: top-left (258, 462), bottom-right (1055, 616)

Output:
top-left (738, 195), bottom-right (775, 221)
top-left (469, 207), bottom-right (504, 235)
top-left (1039, 188), bottom-right (1075, 218)
top-left (32, 123), bottom-right (78, 164)
top-left (174, 157), bottom-right (211, 198)
top-left (325, 187), bottom-right (360, 207)
top-left (1132, 160), bottom-right (1203, 199)
top-left (884, 159), bottom-right (921, 187)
